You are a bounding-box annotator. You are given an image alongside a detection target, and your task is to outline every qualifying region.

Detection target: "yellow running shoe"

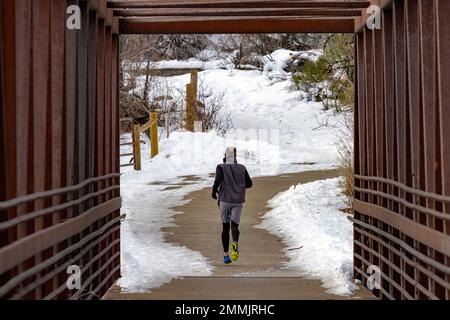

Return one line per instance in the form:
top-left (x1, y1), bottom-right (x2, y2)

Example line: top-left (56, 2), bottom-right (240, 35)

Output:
top-left (230, 241), bottom-right (239, 261)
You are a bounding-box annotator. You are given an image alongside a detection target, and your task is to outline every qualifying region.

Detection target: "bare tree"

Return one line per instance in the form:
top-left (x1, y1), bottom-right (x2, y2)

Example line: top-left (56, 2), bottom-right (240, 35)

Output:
top-left (120, 35), bottom-right (160, 121)
top-left (120, 34), bottom-right (212, 123)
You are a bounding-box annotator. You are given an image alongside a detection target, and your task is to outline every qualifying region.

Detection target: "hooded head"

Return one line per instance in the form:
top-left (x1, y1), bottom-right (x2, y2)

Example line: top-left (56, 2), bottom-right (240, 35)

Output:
top-left (224, 146), bottom-right (237, 164)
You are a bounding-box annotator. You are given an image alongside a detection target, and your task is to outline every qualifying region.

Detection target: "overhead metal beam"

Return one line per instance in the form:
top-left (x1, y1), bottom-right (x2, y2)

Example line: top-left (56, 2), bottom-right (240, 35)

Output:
top-left (113, 8), bottom-right (364, 18)
top-left (108, 0), bottom-right (371, 9)
top-left (119, 17), bottom-right (356, 34)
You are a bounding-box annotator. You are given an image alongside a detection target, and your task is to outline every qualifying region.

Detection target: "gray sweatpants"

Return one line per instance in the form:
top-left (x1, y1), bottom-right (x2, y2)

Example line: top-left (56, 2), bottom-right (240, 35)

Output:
top-left (219, 201), bottom-right (243, 224)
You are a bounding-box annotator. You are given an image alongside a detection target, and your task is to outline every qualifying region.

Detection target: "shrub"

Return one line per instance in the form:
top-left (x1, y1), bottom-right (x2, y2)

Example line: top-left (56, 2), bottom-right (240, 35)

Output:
top-left (197, 82), bottom-right (233, 136)
top-left (291, 34), bottom-right (354, 113)
top-left (291, 34), bottom-right (356, 202)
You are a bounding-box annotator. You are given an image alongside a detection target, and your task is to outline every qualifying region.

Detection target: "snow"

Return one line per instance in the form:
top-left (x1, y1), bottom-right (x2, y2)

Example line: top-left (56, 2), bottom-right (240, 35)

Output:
top-left (119, 48), bottom-right (350, 293)
top-left (119, 173), bottom-right (214, 291)
top-left (261, 48), bottom-right (322, 74)
top-left (152, 58), bottom-right (224, 71)
top-left (119, 133), bottom-right (215, 292)
top-left (130, 66), bottom-right (344, 173)
top-left (137, 48), bottom-right (322, 72)
top-left (258, 178), bottom-right (356, 296)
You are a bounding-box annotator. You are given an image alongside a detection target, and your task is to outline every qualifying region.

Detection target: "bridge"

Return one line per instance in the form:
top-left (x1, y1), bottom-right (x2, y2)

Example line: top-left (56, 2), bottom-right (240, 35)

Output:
top-left (0, 0), bottom-right (449, 300)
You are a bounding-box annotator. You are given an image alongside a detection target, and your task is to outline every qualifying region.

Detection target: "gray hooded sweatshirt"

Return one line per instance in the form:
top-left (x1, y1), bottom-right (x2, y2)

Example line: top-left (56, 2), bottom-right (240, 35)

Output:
top-left (212, 148), bottom-right (253, 203)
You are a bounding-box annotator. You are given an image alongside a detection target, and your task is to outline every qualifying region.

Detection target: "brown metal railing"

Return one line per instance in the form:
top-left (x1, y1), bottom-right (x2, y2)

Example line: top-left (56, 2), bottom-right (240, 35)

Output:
top-left (2, 0), bottom-right (450, 301)
top-left (353, 0), bottom-right (450, 300)
top-left (0, 0), bottom-right (121, 299)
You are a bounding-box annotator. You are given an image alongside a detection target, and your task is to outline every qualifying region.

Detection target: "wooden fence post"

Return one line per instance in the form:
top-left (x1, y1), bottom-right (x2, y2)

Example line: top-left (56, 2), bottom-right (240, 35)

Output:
top-left (191, 70), bottom-right (198, 101)
top-left (133, 123), bottom-right (141, 170)
top-left (150, 112), bottom-right (159, 158)
top-left (186, 83), bottom-right (194, 131)
top-left (186, 70), bottom-right (199, 132)
top-left (191, 70), bottom-right (198, 126)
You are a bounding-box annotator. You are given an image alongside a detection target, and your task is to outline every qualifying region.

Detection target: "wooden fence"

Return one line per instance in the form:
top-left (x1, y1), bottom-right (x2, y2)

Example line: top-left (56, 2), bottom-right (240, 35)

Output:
top-left (132, 113), bottom-right (159, 171)
top-left (119, 118), bottom-right (135, 169)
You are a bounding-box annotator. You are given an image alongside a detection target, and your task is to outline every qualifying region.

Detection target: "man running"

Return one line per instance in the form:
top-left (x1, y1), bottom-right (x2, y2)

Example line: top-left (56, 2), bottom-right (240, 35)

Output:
top-left (212, 147), bottom-right (253, 264)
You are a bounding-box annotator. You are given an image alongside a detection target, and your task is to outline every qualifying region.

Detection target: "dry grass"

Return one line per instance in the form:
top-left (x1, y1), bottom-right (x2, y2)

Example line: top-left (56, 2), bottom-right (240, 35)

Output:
top-left (336, 111), bottom-right (354, 209)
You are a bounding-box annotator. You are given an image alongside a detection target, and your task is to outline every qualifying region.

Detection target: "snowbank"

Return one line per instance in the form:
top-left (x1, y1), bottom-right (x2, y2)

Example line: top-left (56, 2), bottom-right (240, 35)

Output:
top-left (120, 131), bottom-right (216, 292)
top-left (258, 178), bottom-right (356, 296)
top-left (119, 178), bottom-right (213, 291)
top-left (261, 49), bottom-right (322, 74)
top-left (153, 58), bottom-right (224, 71)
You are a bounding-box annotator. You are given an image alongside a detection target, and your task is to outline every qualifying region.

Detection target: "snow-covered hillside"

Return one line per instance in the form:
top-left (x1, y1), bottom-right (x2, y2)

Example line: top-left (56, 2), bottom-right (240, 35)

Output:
top-left (122, 49), bottom-right (344, 176)
top-left (119, 49), bottom-right (351, 294)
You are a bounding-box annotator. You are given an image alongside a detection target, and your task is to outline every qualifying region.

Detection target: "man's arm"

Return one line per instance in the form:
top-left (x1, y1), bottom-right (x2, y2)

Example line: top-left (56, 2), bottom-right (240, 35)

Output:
top-left (212, 165), bottom-right (223, 199)
top-left (245, 169), bottom-right (253, 188)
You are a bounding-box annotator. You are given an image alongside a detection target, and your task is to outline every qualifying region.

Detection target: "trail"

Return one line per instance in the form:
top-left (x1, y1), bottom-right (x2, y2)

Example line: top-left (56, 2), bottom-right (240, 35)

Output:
top-left (105, 169), bottom-right (374, 300)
